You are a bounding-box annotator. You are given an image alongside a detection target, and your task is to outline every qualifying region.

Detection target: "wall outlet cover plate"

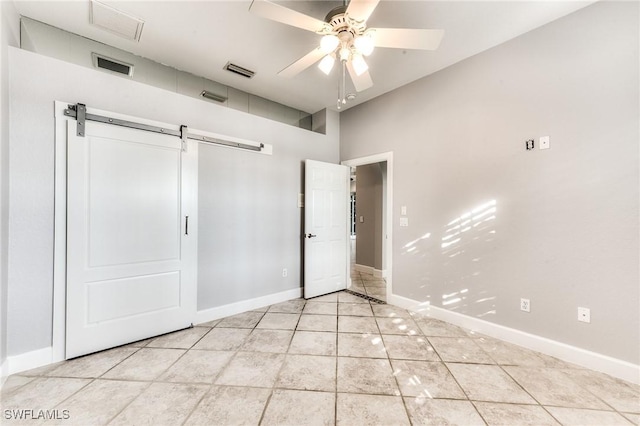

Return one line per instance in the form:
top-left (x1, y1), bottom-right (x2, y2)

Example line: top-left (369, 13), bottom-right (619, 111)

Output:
top-left (540, 136), bottom-right (550, 150)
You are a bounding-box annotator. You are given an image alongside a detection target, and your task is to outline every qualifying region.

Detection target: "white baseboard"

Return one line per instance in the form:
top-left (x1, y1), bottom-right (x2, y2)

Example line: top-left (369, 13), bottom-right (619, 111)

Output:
top-left (373, 269), bottom-right (387, 279)
top-left (196, 287), bottom-right (303, 325)
top-left (3, 347), bottom-right (53, 378)
top-left (388, 293), bottom-right (640, 385)
top-left (1, 359), bottom-right (7, 387)
top-left (354, 264), bottom-right (374, 275)
top-left (355, 264), bottom-right (386, 278)
top-left (2, 289), bottom-right (302, 381)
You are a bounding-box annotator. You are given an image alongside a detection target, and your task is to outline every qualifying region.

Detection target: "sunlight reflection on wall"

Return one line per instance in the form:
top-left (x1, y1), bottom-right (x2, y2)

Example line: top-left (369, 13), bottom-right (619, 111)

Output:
top-left (401, 232), bottom-right (433, 308)
top-left (440, 199), bottom-right (497, 317)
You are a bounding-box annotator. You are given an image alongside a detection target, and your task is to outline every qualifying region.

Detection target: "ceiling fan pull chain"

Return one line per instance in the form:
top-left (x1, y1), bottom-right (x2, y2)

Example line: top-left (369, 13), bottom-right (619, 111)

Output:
top-left (340, 61), bottom-right (347, 105)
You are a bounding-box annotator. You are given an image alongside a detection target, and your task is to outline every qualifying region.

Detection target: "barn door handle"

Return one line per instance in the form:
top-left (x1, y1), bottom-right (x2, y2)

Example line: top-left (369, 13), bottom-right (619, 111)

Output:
top-left (306, 233), bottom-right (316, 239)
top-left (185, 216), bottom-right (189, 235)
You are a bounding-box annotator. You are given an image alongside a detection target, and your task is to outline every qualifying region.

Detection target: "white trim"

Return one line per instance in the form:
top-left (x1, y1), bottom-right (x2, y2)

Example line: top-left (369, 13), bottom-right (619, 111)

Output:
top-left (354, 264), bottom-right (374, 275)
top-left (1, 360), bottom-right (8, 386)
top-left (389, 293), bottom-right (640, 385)
top-left (342, 152), bottom-right (393, 301)
top-left (354, 264), bottom-right (386, 279)
top-left (53, 101), bottom-right (69, 363)
top-left (373, 269), bottom-right (386, 279)
top-left (5, 287), bottom-right (302, 378)
top-left (3, 347), bottom-right (53, 377)
top-left (195, 287), bottom-right (302, 325)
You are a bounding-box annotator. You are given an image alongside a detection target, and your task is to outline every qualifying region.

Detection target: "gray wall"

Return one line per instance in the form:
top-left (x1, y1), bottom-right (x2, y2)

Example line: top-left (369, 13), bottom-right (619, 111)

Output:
top-left (197, 123), bottom-right (338, 309)
top-left (7, 47), bottom-right (339, 356)
top-left (1, 0), bottom-right (20, 369)
top-left (340, 2), bottom-right (639, 364)
top-left (355, 164), bottom-right (383, 271)
top-left (20, 18), bottom-right (316, 132)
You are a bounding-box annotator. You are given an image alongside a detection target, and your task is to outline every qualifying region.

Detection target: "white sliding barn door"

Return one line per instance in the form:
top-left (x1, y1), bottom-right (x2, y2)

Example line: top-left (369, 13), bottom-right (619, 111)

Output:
top-left (66, 119), bottom-right (197, 358)
top-left (304, 160), bottom-right (349, 299)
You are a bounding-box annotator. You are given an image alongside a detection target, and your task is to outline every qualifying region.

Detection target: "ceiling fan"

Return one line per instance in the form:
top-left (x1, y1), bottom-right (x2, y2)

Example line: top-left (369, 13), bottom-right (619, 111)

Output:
top-left (249, 0), bottom-right (444, 108)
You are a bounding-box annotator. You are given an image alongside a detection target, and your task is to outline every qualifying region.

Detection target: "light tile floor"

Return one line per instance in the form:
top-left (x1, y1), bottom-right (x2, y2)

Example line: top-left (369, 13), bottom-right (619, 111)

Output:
top-left (349, 237), bottom-right (388, 303)
top-left (2, 292), bottom-right (639, 425)
top-left (350, 271), bottom-right (387, 302)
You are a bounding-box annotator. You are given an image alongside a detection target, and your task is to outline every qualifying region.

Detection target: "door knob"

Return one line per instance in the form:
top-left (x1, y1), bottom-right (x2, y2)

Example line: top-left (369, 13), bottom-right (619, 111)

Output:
top-left (306, 233), bottom-right (317, 238)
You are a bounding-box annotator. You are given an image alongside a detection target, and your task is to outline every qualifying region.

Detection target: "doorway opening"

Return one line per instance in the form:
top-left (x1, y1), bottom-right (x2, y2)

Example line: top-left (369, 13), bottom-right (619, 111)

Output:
top-left (342, 152), bottom-right (393, 303)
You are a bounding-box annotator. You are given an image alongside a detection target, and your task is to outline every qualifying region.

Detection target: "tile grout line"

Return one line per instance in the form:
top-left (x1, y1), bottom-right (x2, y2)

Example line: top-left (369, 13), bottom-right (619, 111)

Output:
top-left (103, 327), bottom-right (217, 425)
top-left (109, 311), bottom-right (263, 425)
top-left (257, 297), bottom-right (308, 425)
top-left (182, 310), bottom-right (270, 426)
top-left (41, 344), bottom-right (149, 423)
top-left (7, 294), bottom-right (638, 425)
top-left (371, 302), bottom-right (415, 425)
top-left (498, 364), bottom-right (625, 423)
top-left (423, 327), bottom-right (490, 425)
top-left (176, 322), bottom-right (255, 426)
top-left (497, 364), bottom-right (562, 423)
top-left (102, 381), bottom-right (155, 425)
top-left (334, 311), bottom-right (340, 426)
top-left (558, 369), bottom-right (624, 415)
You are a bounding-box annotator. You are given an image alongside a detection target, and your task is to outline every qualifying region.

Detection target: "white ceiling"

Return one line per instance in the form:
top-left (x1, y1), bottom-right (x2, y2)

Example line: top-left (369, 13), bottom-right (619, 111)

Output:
top-left (14, 1), bottom-right (592, 113)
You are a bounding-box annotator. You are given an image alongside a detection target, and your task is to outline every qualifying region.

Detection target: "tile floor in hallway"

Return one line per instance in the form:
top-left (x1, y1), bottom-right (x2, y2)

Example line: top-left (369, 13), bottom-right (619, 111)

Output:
top-left (2, 292), bottom-right (639, 425)
top-left (349, 271), bottom-right (387, 302)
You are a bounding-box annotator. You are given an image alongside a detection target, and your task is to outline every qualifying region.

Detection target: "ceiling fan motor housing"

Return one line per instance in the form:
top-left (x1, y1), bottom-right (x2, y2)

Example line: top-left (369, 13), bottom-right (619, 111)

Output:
top-left (324, 5), bottom-right (366, 39)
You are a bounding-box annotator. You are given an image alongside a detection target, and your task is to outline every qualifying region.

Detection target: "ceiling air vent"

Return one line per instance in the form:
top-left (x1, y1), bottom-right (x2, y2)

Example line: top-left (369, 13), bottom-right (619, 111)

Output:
top-left (224, 62), bottom-right (255, 79)
top-left (92, 53), bottom-right (134, 77)
top-left (90, 0), bottom-right (144, 42)
top-left (201, 90), bottom-right (228, 103)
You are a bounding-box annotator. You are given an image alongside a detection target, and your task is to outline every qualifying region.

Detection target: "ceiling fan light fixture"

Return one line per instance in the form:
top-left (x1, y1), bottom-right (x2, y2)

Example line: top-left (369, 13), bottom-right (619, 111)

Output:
top-left (339, 46), bottom-right (351, 62)
top-left (318, 54), bottom-right (335, 75)
top-left (320, 34), bottom-right (340, 54)
top-left (351, 53), bottom-right (369, 76)
top-left (354, 34), bottom-right (374, 56)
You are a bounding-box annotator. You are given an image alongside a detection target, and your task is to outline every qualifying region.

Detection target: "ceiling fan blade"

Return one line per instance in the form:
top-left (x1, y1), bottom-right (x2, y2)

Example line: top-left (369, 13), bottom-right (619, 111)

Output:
top-left (370, 28), bottom-right (444, 50)
top-left (249, 0), bottom-right (327, 33)
top-left (278, 48), bottom-right (326, 78)
top-left (347, 62), bottom-right (373, 92)
top-left (345, 0), bottom-right (381, 23)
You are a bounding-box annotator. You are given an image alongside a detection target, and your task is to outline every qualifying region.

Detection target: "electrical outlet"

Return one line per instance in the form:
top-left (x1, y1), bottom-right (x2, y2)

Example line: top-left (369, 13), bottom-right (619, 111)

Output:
top-left (578, 307), bottom-right (590, 323)
top-left (520, 298), bottom-right (530, 312)
top-left (282, 268), bottom-right (288, 278)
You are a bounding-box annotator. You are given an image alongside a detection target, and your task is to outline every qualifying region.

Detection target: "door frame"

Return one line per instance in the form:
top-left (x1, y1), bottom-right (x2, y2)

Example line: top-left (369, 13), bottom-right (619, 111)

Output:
top-left (341, 152), bottom-right (393, 298)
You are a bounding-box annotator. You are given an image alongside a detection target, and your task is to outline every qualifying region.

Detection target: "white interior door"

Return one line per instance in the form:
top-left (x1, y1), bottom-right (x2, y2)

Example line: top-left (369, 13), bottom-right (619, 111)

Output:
top-left (304, 160), bottom-right (349, 299)
top-left (66, 119), bottom-right (197, 358)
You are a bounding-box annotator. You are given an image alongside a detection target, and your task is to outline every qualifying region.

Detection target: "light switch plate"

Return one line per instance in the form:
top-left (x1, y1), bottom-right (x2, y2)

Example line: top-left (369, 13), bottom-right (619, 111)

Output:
top-left (400, 217), bottom-right (409, 227)
top-left (401, 206), bottom-right (407, 215)
top-left (540, 136), bottom-right (550, 150)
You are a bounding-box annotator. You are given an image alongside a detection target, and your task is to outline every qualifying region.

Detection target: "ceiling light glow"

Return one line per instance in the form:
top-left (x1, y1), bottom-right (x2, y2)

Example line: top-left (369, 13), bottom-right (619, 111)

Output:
top-left (339, 46), bottom-right (351, 62)
top-left (351, 53), bottom-right (368, 76)
top-left (354, 34), bottom-right (374, 56)
top-left (318, 54), bottom-right (335, 75)
top-left (320, 34), bottom-right (339, 54)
